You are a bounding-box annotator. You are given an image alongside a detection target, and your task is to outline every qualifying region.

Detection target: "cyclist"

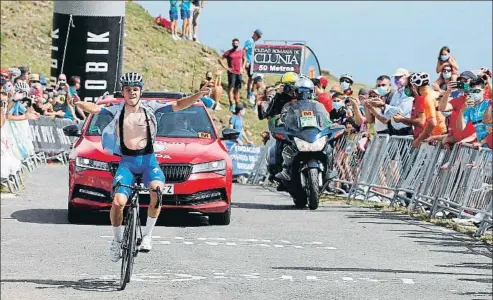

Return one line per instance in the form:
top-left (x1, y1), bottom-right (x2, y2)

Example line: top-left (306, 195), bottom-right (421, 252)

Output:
top-left (74, 72), bottom-right (211, 262)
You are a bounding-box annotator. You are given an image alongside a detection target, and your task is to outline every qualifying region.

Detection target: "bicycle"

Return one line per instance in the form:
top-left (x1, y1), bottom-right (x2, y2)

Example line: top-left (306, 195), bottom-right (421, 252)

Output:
top-left (111, 178), bottom-right (163, 291)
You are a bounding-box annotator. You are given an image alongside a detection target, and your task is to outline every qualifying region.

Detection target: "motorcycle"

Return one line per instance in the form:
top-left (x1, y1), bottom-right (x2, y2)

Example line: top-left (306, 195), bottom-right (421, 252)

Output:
top-left (268, 100), bottom-right (344, 210)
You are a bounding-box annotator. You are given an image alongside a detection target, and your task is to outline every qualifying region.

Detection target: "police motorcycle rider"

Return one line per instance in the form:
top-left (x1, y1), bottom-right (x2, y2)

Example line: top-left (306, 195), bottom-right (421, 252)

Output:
top-left (257, 71), bottom-right (299, 183)
top-left (73, 72), bottom-right (211, 262)
top-left (274, 76), bottom-right (320, 181)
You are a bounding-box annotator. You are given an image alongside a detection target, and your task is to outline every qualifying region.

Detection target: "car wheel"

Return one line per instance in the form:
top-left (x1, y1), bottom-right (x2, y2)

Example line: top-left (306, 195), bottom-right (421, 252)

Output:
top-left (67, 202), bottom-right (84, 224)
top-left (208, 207), bottom-right (231, 225)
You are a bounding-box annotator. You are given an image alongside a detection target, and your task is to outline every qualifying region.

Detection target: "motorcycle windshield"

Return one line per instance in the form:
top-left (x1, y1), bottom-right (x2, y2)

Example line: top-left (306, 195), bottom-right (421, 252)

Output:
top-left (282, 100), bottom-right (332, 133)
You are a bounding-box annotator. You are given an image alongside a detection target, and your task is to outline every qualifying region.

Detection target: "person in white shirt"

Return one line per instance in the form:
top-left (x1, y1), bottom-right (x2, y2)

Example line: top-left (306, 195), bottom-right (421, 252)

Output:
top-left (384, 68), bottom-right (414, 136)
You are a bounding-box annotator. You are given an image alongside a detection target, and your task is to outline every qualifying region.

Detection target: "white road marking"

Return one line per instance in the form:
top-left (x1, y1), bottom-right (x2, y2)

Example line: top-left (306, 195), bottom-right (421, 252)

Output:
top-left (157, 241), bottom-right (171, 245)
top-left (197, 237), bottom-right (207, 241)
top-left (205, 242), bottom-right (219, 246)
top-left (151, 236), bottom-right (161, 239)
top-left (281, 275), bottom-right (294, 282)
top-left (213, 272), bottom-right (225, 275)
top-left (342, 277), bottom-right (353, 281)
top-left (100, 236), bottom-right (113, 238)
top-left (240, 274), bottom-right (260, 279)
top-left (318, 246), bottom-right (337, 250)
top-left (174, 236), bottom-right (184, 240)
top-left (401, 278), bottom-right (414, 284)
top-left (280, 240), bottom-right (291, 244)
top-left (260, 239), bottom-right (272, 243)
top-left (226, 242), bottom-right (237, 246)
top-left (293, 245), bottom-right (304, 249)
top-left (183, 241), bottom-right (194, 245)
top-left (306, 276), bottom-right (318, 281)
top-left (170, 274), bottom-right (206, 282)
top-left (257, 244), bottom-right (271, 247)
top-left (273, 244), bottom-right (284, 248)
top-left (210, 238), bottom-right (226, 241)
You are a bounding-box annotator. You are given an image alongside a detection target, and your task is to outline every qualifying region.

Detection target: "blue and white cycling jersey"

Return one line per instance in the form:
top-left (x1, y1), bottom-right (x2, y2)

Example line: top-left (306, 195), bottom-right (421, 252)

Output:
top-left (100, 101), bottom-right (173, 156)
top-left (463, 99), bottom-right (490, 142)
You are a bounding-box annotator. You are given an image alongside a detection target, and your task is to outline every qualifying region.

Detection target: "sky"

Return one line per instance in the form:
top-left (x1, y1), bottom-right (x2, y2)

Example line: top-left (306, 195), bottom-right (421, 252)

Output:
top-left (137, 1), bottom-right (493, 86)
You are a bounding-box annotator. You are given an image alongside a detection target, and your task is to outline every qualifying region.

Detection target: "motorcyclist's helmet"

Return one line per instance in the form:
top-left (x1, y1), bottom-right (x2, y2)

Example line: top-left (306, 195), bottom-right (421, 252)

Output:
top-left (294, 77), bottom-right (315, 100)
top-left (280, 72), bottom-right (299, 84)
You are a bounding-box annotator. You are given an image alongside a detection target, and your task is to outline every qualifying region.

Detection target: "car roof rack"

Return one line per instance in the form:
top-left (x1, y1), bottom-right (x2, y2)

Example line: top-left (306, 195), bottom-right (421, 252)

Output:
top-left (112, 91), bottom-right (189, 99)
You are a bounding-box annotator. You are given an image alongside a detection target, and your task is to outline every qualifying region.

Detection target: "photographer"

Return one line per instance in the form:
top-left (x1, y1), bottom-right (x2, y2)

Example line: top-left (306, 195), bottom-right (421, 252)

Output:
top-left (456, 73), bottom-right (492, 149)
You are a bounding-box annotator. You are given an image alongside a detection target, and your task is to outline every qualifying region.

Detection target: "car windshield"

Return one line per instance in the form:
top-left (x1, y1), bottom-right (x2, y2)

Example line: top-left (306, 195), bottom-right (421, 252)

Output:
top-left (85, 104), bottom-right (216, 139)
top-left (156, 105), bottom-right (216, 139)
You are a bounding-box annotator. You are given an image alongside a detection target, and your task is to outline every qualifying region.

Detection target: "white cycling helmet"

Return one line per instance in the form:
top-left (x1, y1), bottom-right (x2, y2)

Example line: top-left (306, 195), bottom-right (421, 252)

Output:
top-left (14, 81), bottom-right (30, 93)
top-left (120, 72), bottom-right (144, 88)
top-left (340, 73), bottom-right (354, 84)
top-left (410, 72), bottom-right (430, 87)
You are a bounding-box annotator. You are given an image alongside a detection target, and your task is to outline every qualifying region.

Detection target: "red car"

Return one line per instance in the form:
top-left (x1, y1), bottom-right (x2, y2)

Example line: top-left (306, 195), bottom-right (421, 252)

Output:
top-left (63, 91), bottom-right (239, 225)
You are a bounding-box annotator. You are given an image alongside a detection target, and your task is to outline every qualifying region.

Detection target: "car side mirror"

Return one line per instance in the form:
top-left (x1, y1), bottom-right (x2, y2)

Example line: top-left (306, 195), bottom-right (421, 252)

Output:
top-left (221, 128), bottom-right (240, 141)
top-left (63, 124), bottom-right (81, 137)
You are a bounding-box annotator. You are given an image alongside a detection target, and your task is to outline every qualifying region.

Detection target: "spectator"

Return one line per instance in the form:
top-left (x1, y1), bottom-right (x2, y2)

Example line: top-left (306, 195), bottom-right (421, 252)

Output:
top-left (228, 104), bottom-right (252, 145)
top-left (436, 46), bottom-right (459, 79)
top-left (180, 0), bottom-right (192, 40)
top-left (383, 68), bottom-right (414, 136)
top-left (437, 71), bottom-right (478, 148)
top-left (256, 85), bottom-right (277, 120)
top-left (407, 72), bottom-right (446, 148)
top-left (248, 73), bottom-right (265, 106)
top-left (433, 64), bottom-right (454, 93)
top-left (17, 66), bottom-right (29, 82)
top-left (169, 0), bottom-right (179, 40)
top-left (191, 0), bottom-right (205, 42)
top-left (457, 76), bottom-right (491, 148)
top-left (7, 68), bottom-right (20, 82)
top-left (28, 73), bottom-right (41, 89)
top-left (260, 130), bottom-right (270, 145)
top-left (67, 76), bottom-right (86, 121)
top-left (483, 96), bottom-right (493, 150)
top-left (365, 75), bottom-right (395, 135)
top-left (312, 76), bottom-right (332, 113)
top-left (339, 74), bottom-right (354, 96)
top-left (243, 29), bottom-right (263, 102)
top-left (218, 38), bottom-right (245, 112)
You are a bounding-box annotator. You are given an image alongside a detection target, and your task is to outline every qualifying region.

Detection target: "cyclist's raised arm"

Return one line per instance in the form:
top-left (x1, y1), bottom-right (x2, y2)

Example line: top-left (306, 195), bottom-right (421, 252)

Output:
top-left (75, 101), bottom-right (102, 114)
top-left (171, 85), bottom-right (212, 112)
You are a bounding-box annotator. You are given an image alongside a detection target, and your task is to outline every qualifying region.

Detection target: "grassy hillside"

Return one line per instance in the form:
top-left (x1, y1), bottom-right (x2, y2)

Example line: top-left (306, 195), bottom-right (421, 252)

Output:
top-left (1, 0), bottom-right (367, 144)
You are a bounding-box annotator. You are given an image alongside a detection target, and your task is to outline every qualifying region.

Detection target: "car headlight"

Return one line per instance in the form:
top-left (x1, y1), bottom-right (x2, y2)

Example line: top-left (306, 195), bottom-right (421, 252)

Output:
top-left (294, 136), bottom-right (327, 152)
top-left (76, 157), bottom-right (110, 172)
top-left (192, 160), bottom-right (226, 175)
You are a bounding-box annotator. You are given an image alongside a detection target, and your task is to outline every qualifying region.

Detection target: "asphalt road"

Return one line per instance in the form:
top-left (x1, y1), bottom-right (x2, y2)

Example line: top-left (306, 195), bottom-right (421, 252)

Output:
top-left (1, 165), bottom-right (492, 300)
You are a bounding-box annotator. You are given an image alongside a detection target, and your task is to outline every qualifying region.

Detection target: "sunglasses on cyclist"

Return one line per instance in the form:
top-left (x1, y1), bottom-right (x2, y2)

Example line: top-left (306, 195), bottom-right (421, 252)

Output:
top-left (340, 78), bottom-right (352, 84)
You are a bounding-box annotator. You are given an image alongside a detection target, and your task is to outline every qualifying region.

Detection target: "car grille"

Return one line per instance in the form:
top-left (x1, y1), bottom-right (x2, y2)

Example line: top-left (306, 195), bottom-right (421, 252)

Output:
top-left (160, 164), bottom-right (192, 183)
top-left (108, 162), bottom-right (192, 183)
top-left (139, 189), bottom-right (226, 206)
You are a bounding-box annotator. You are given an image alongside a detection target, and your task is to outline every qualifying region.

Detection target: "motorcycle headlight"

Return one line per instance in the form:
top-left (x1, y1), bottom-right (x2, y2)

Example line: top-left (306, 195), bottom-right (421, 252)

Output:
top-left (192, 160), bottom-right (226, 176)
top-left (294, 136), bottom-right (327, 152)
top-left (76, 157), bottom-right (110, 172)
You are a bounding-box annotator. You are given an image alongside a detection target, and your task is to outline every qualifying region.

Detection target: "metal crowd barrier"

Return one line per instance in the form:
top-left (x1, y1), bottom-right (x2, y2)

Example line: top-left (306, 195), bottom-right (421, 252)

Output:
top-left (245, 133), bottom-right (492, 236)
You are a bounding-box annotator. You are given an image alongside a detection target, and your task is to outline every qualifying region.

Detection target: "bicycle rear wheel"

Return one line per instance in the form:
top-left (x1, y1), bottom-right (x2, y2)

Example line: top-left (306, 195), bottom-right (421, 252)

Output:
top-left (120, 206), bottom-right (137, 290)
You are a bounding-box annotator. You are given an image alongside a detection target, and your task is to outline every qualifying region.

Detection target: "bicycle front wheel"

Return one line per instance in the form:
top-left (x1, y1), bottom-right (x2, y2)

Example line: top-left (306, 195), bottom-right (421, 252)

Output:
top-left (120, 207), bottom-right (137, 290)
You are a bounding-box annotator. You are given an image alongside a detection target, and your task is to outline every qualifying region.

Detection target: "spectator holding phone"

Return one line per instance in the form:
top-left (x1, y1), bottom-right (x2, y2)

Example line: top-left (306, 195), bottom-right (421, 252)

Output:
top-left (365, 75), bottom-right (395, 135)
top-left (433, 64), bottom-right (454, 93)
top-left (436, 46), bottom-right (459, 78)
top-left (437, 71), bottom-right (478, 147)
top-left (457, 75), bottom-right (492, 148)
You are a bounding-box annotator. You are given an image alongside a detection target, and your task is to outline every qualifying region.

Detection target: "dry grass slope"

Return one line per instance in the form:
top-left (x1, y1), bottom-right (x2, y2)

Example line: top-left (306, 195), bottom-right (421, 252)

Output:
top-left (1, 0), bottom-right (368, 143)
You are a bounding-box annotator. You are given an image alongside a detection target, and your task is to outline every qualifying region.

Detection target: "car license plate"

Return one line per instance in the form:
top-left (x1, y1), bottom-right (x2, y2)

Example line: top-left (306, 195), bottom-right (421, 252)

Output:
top-left (138, 184), bottom-right (174, 195)
top-left (300, 116), bottom-right (318, 128)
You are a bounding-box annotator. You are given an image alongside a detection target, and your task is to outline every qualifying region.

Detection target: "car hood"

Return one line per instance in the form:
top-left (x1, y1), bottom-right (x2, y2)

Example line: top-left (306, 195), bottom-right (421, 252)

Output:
top-left (74, 136), bottom-right (227, 164)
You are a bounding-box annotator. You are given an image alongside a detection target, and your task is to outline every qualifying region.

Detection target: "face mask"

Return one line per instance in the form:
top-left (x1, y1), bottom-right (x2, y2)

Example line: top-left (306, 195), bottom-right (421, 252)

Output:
top-left (443, 73), bottom-right (452, 80)
top-left (332, 101), bottom-right (343, 110)
top-left (394, 78), bottom-right (403, 89)
top-left (206, 76), bottom-right (212, 81)
top-left (470, 92), bottom-right (483, 102)
top-left (440, 55), bottom-right (449, 61)
top-left (232, 45), bottom-right (238, 50)
top-left (340, 82), bottom-right (350, 91)
top-left (32, 83), bottom-right (41, 89)
top-left (404, 88), bottom-right (413, 97)
top-left (376, 86), bottom-right (388, 96)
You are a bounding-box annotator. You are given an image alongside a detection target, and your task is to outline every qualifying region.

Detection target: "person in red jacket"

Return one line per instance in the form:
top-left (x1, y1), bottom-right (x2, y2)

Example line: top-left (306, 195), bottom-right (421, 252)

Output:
top-left (312, 76), bottom-right (332, 113)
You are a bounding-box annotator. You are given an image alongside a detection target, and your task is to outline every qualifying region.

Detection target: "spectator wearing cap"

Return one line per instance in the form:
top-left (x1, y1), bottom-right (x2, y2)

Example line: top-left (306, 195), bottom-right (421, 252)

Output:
top-left (380, 68), bottom-right (414, 136)
top-left (437, 71), bottom-right (479, 148)
top-left (7, 68), bottom-right (21, 82)
top-left (312, 76), bottom-right (332, 113)
top-left (365, 75), bottom-right (395, 135)
top-left (339, 74), bottom-right (354, 96)
top-left (0, 69), bottom-right (9, 81)
top-left (457, 76), bottom-right (492, 149)
top-left (243, 29), bottom-right (263, 101)
top-left (228, 104), bottom-right (252, 145)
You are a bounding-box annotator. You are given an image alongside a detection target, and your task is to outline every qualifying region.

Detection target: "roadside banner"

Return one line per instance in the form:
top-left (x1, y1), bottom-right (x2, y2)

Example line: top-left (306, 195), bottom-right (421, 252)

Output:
top-left (293, 43), bottom-right (322, 78)
top-left (224, 141), bottom-right (265, 176)
top-left (28, 117), bottom-right (77, 154)
top-left (251, 44), bottom-right (304, 75)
